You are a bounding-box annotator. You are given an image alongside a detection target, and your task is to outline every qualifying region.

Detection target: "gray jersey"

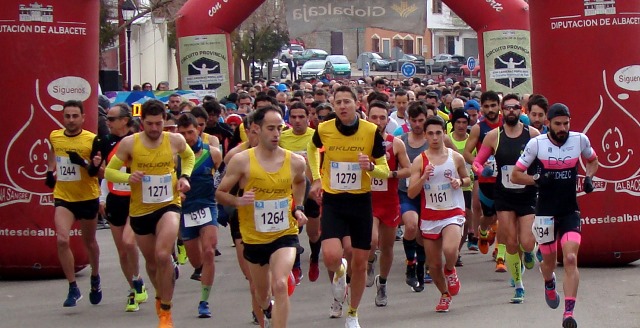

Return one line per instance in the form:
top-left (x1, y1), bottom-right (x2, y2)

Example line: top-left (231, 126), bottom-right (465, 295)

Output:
top-left (398, 133), bottom-right (429, 192)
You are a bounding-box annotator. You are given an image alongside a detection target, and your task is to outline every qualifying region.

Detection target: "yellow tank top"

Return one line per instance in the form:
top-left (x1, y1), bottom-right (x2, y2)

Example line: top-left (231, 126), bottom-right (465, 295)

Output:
top-left (50, 129), bottom-right (100, 202)
top-left (237, 148), bottom-right (298, 244)
top-left (279, 127), bottom-right (314, 160)
top-left (319, 119), bottom-right (377, 194)
top-left (129, 132), bottom-right (180, 217)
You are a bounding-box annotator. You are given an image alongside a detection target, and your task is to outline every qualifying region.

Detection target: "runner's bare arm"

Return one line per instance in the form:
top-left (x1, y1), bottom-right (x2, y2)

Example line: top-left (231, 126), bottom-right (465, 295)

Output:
top-left (291, 153), bottom-right (307, 211)
top-left (463, 124), bottom-right (480, 164)
top-left (454, 152), bottom-right (471, 188)
top-left (393, 138), bottom-right (411, 179)
top-left (215, 152), bottom-right (248, 206)
top-left (407, 155), bottom-right (425, 199)
top-left (210, 146), bottom-right (223, 171)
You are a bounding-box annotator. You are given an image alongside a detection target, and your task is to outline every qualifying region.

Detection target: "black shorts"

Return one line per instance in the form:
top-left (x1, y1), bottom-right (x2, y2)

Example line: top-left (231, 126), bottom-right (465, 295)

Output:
top-left (494, 190), bottom-right (536, 217)
top-left (130, 204), bottom-right (181, 235)
top-left (463, 190), bottom-right (472, 210)
top-left (243, 234), bottom-right (299, 266)
top-left (55, 198), bottom-right (99, 220)
top-left (542, 211), bottom-right (581, 245)
top-left (478, 183), bottom-right (496, 217)
top-left (227, 207), bottom-right (242, 241)
top-left (105, 193), bottom-right (130, 227)
top-left (304, 198), bottom-right (321, 218)
top-left (321, 192), bottom-right (373, 250)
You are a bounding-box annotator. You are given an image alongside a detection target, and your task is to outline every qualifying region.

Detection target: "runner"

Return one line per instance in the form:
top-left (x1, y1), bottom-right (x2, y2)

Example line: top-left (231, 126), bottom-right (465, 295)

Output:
top-left (511, 103), bottom-right (598, 328)
top-left (176, 113), bottom-right (222, 318)
top-left (308, 85), bottom-right (389, 328)
top-left (472, 94), bottom-right (540, 303)
top-left (407, 115), bottom-right (469, 312)
top-left (216, 105), bottom-right (308, 328)
top-left (46, 100), bottom-right (102, 307)
top-left (366, 100), bottom-right (411, 307)
top-left (105, 99), bottom-right (195, 328)
top-left (527, 94), bottom-right (549, 134)
top-left (96, 103), bottom-right (148, 311)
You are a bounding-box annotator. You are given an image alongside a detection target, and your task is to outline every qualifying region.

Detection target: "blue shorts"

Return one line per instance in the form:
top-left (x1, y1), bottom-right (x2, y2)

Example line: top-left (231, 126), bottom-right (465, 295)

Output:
top-left (180, 206), bottom-right (218, 241)
top-left (399, 190), bottom-right (421, 215)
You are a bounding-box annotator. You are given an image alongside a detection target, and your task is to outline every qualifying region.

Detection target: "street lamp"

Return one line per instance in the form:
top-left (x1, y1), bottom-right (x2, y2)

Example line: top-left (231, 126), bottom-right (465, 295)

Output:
top-left (121, 0), bottom-right (137, 90)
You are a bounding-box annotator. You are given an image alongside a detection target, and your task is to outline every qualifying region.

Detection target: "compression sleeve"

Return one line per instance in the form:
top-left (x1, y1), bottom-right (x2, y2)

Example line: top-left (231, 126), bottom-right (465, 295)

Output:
top-left (105, 155), bottom-right (129, 183)
top-left (99, 179), bottom-right (108, 203)
top-left (178, 146), bottom-right (195, 177)
top-left (308, 136), bottom-right (321, 181)
top-left (369, 155), bottom-right (390, 180)
top-left (472, 144), bottom-right (493, 174)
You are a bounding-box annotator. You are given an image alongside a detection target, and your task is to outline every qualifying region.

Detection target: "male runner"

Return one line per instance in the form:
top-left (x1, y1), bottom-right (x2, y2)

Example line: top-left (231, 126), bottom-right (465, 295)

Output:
top-left (216, 105), bottom-right (308, 328)
top-left (407, 115), bottom-right (469, 312)
top-left (511, 103), bottom-right (598, 328)
top-left (105, 99), bottom-right (195, 328)
top-left (366, 100), bottom-right (411, 307)
top-left (308, 85), bottom-right (389, 328)
top-left (47, 100), bottom-right (102, 307)
top-left (473, 94), bottom-right (540, 303)
top-left (176, 114), bottom-right (222, 318)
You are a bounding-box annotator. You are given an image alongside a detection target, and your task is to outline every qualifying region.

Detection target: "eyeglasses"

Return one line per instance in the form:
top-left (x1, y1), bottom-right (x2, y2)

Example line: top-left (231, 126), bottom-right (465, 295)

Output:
top-left (106, 116), bottom-right (124, 122)
top-left (503, 104), bottom-right (522, 111)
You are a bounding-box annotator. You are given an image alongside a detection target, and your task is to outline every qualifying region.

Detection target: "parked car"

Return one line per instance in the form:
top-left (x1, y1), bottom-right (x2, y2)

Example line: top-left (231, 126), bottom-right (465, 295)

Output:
top-left (356, 52), bottom-right (390, 71)
top-left (252, 58), bottom-right (289, 80)
top-left (294, 49), bottom-right (328, 66)
top-left (324, 55), bottom-right (352, 79)
top-left (430, 54), bottom-right (466, 75)
top-left (299, 60), bottom-right (326, 80)
top-left (388, 54), bottom-right (427, 73)
top-left (279, 44), bottom-right (305, 62)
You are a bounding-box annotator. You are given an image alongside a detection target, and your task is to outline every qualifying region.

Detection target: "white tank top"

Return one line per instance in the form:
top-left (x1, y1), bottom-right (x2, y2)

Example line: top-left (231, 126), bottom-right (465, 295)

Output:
top-left (421, 149), bottom-right (466, 220)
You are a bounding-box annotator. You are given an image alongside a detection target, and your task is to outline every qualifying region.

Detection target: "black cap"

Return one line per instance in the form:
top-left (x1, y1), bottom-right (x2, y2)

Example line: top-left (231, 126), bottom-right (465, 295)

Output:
top-left (547, 103), bottom-right (571, 120)
top-left (451, 109), bottom-right (469, 124)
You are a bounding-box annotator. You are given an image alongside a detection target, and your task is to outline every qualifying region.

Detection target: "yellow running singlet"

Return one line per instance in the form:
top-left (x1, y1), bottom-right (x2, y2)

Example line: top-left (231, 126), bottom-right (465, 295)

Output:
top-left (50, 129), bottom-right (100, 202)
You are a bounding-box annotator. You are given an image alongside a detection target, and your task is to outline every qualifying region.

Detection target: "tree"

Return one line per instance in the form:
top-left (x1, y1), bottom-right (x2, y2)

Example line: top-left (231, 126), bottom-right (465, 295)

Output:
top-left (231, 0), bottom-right (289, 82)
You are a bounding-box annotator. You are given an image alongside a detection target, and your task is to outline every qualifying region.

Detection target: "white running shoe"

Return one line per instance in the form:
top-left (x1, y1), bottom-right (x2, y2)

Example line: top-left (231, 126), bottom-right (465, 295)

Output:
top-left (345, 315), bottom-right (361, 328)
top-left (332, 258), bottom-right (348, 302)
top-left (330, 298), bottom-right (343, 318)
top-left (374, 275), bottom-right (387, 307)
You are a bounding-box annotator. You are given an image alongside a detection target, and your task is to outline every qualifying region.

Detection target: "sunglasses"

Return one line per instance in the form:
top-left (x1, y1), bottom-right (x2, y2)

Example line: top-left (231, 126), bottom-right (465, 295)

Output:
top-left (106, 116), bottom-right (124, 122)
top-left (503, 104), bottom-right (522, 111)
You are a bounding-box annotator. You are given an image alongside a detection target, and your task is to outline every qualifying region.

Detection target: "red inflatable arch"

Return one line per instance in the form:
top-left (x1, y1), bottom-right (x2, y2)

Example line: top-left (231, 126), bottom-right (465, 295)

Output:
top-left (0, 0), bottom-right (98, 278)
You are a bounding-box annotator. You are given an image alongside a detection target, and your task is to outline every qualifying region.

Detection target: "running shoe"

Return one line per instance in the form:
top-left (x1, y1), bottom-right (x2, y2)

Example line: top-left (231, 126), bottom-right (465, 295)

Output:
top-left (89, 275), bottom-right (102, 305)
top-left (332, 258), bottom-right (348, 302)
top-left (308, 258), bottom-right (320, 282)
top-left (395, 227), bottom-right (403, 241)
top-left (251, 311), bottom-right (259, 325)
top-left (191, 267), bottom-right (202, 281)
top-left (177, 244), bottom-right (188, 265)
top-left (446, 268), bottom-right (461, 296)
top-left (345, 315), bottom-right (361, 328)
top-left (488, 222), bottom-right (498, 245)
top-left (125, 292), bottom-right (139, 312)
top-left (366, 253), bottom-right (377, 287)
top-left (435, 294), bottom-right (452, 312)
top-left (63, 286), bottom-right (82, 307)
top-left (292, 267), bottom-right (303, 286)
top-left (412, 265), bottom-right (425, 292)
top-left (467, 238), bottom-right (479, 251)
top-left (158, 309), bottom-right (174, 328)
top-left (263, 303), bottom-right (272, 328)
top-left (405, 262), bottom-right (418, 288)
top-left (424, 270), bottom-right (433, 284)
top-left (545, 273), bottom-right (560, 309)
top-left (198, 301), bottom-right (211, 318)
top-left (133, 278), bottom-right (148, 303)
top-left (523, 251), bottom-right (535, 270)
top-left (374, 275), bottom-right (387, 307)
top-left (562, 315), bottom-right (577, 328)
top-left (330, 298), bottom-right (343, 318)
top-left (495, 259), bottom-right (507, 272)
top-left (215, 248), bottom-right (222, 257)
top-left (536, 248), bottom-right (544, 263)
top-left (455, 255), bottom-right (464, 267)
top-left (478, 230), bottom-right (490, 254)
top-left (510, 288), bottom-right (525, 304)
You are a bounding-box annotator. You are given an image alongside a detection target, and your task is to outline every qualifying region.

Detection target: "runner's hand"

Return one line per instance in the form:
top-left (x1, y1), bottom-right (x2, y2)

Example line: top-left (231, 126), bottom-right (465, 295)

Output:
top-left (583, 176), bottom-right (594, 193)
top-left (67, 151), bottom-right (88, 168)
top-left (45, 171), bottom-right (56, 189)
top-left (449, 177), bottom-right (461, 190)
top-left (178, 177), bottom-right (191, 193)
top-left (236, 190), bottom-right (255, 206)
top-left (129, 171), bottom-right (145, 184)
top-left (294, 210), bottom-right (308, 227)
top-left (92, 151), bottom-right (102, 167)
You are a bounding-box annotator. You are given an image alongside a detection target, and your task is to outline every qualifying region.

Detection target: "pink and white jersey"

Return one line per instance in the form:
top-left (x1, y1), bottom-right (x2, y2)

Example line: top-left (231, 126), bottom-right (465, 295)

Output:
top-left (420, 149), bottom-right (466, 221)
top-left (516, 132), bottom-right (597, 216)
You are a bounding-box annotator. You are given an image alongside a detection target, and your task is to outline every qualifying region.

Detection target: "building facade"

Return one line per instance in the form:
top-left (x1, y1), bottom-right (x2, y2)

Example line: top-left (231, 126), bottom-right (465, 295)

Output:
top-left (427, 0), bottom-right (477, 59)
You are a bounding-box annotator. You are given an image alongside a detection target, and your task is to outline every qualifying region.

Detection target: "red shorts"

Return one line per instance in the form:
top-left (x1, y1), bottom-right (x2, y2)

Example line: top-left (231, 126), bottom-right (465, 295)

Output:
top-left (373, 202), bottom-right (401, 228)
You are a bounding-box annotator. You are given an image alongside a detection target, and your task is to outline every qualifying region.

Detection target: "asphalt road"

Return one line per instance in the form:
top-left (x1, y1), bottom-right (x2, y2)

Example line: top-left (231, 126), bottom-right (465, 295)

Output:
top-left (1, 226), bottom-right (639, 328)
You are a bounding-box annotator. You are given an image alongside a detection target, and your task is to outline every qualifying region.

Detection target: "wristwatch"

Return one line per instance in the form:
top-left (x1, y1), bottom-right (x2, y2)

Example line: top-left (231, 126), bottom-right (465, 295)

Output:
top-left (292, 205), bottom-right (305, 216)
top-left (392, 171), bottom-right (398, 178)
top-left (532, 173), bottom-right (540, 185)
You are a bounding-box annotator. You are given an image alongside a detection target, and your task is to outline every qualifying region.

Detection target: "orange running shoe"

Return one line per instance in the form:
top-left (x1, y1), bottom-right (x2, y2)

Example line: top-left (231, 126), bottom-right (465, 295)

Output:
top-left (478, 230), bottom-right (489, 255)
top-left (435, 293), bottom-right (452, 312)
top-left (158, 309), bottom-right (174, 328)
top-left (495, 259), bottom-right (507, 272)
top-left (488, 223), bottom-right (498, 246)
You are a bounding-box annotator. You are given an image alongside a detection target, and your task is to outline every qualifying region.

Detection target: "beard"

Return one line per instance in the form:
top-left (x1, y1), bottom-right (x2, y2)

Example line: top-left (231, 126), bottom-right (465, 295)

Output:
top-left (549, 129), bottom-right (568, 144)
top-left (504, 114), bottom-right (519, 126)
top-left (485, 111), bottom-right (498, 121)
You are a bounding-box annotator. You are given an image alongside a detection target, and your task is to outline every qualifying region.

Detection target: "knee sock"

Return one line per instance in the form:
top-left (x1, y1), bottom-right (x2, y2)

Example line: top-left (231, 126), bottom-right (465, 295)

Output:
top-left (564, 297), bottom-right (576, 315)
top-left (497, 243), bottom-right (507, 261)
top-left (506, 252), bottom-right (523, 289)
top-left (201, 285), bottom-right (212, 302)
top-left (416, 243), bottom-right (426, 263)
top-left (309, 240), bottom-right (321, 262)
top-left (403, 238), bottom-right (417, 262)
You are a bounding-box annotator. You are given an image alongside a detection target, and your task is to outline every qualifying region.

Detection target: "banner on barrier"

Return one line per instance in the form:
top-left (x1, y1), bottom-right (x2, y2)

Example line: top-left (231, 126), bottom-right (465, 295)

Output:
top-left (178, 34), bottom-right (230, 97)
top-left (483, 29), bottom-right (533, 95)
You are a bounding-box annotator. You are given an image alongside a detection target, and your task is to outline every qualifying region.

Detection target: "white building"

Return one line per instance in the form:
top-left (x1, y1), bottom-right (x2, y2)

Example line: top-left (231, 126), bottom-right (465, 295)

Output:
top-left (426, 0), bottom-right (478, 58)
top-left (128, 17), bottom-right (179, 88)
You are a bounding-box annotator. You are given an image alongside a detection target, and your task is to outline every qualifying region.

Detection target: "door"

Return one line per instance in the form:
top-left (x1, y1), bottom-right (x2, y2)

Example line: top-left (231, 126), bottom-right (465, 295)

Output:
top-left (446, 36), bottom-right (456, 55)
top-left (331, 32), bottom-right (343, 55)
top-left (382, 39), bottom-right (390, 58)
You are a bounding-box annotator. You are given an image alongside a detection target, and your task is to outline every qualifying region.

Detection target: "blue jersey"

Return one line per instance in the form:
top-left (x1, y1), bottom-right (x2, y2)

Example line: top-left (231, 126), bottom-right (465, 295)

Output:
top-left (182, 144), bottom-right (217, 213)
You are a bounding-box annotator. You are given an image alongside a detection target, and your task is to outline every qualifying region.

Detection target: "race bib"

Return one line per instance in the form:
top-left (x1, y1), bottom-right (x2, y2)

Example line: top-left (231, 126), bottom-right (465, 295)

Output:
top-left (254, 198), bottom-right (290, 233)
top-left (141, 174), bottom-right (173, 204)
top-left (371, 178), bottom-right (388, 191)
top-left (487, 156), bottom-right (498, 178)
top-left (501, 165), bottom-right (525, 189)
top-left (113, 167), bottom-right (131, 192)
top-left (532, 216), bottom-right (555, 244)
top-left (330, 161), bottom-right (362, 191)
top-left (184, 207), bottom-right (213, 228)
top-left (294, 150), bottom-right (308, 161)
top-left (56, 156), bottom-right (81, 182)
top-left (424, 182), bottom-right (454, 209)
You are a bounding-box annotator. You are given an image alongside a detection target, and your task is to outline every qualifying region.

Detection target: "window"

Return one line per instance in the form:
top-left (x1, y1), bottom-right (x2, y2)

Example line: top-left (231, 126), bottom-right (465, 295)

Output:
top-left (433, 0), bottom-right (443, 14)
top-left (371, 35), bottom-right (380, 53)
top-left (417, 37), bottom-right (423, 56)
top-left (403, 39), bottom-right (414, 54)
